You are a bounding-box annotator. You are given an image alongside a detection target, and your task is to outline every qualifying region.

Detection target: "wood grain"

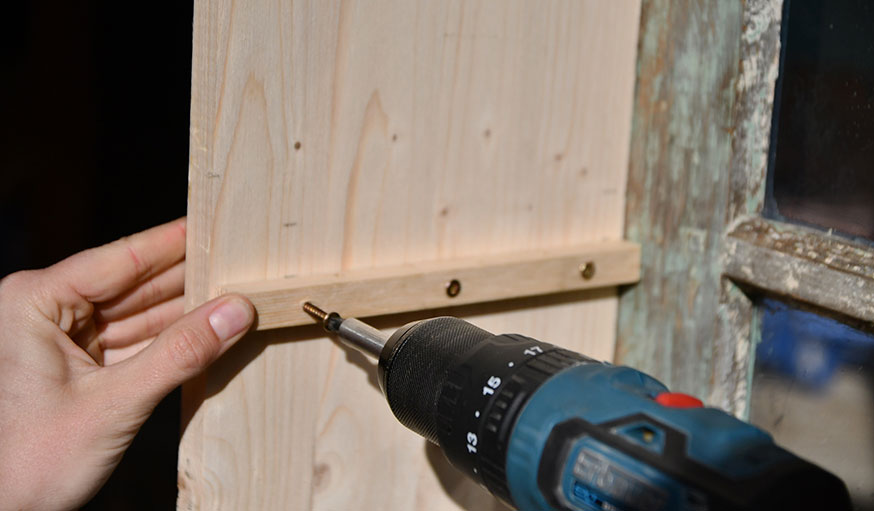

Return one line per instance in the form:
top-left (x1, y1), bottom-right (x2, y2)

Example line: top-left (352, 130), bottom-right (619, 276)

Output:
top-left (225, 241), bottom-right (640, 331)
top-left (182, 1), bottom-right (641, 509)
top-left (725, 217), bottom-right (874, 324)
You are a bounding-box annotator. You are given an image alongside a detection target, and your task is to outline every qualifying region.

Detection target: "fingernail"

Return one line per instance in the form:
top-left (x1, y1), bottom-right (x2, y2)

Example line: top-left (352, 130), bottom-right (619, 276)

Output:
top-left (209, 297), bottom-right (253, 341)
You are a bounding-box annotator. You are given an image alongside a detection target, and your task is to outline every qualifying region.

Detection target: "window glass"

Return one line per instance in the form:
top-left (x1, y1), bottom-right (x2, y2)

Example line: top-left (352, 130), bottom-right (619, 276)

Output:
top-left (750, 299), bottom-right (874, 508)
top-left (767, 0), bottom-right (874, 241)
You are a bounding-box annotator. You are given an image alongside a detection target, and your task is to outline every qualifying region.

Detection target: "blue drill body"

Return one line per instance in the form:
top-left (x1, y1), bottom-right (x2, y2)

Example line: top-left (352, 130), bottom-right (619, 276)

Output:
top-left (505, 364), bottom-right (788, 510)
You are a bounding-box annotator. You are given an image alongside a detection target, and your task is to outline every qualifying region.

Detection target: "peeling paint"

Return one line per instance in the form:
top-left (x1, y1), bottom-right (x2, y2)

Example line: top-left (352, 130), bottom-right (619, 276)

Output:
top-left (725, 217), bottom-right (874, 325)
top-left (730, 216), bottom-right (874, 278)
top-left (620, 0), bottom-right (784, 414)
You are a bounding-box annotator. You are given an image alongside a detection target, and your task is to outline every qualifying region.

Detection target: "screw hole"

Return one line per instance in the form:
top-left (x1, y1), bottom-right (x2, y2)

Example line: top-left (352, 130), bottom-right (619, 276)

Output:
top-left (579, 262), bottom-right (595, 280)
top-left (446, 279), bottom-right (462, 298)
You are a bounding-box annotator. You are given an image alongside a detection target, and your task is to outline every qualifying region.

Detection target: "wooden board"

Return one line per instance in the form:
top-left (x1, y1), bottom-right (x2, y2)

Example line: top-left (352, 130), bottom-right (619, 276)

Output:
top-left (181, 1), bottom-right (641, 509)
top-left (725, 217), bottom-right (874, 325)
top-left (616, 0), bottom-right (783, 416)
top-left (225, 241), bottom-right (641, 331)
top-left (617, 0), bottom-right (744, 403)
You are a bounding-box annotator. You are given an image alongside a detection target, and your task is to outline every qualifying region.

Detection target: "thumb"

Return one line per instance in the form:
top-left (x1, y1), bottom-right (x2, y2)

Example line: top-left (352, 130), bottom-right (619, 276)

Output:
top-left (108, 294), bottom-right (255, 411)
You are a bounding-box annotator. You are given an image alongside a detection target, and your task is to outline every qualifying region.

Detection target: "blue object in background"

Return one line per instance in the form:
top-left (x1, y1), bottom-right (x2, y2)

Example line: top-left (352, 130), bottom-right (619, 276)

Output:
top-left (756, 299), bottom-right (874, 388)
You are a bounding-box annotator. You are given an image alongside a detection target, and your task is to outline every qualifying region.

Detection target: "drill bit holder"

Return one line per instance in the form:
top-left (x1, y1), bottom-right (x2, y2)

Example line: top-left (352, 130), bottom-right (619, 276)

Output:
top-left (221, 240), bottom-right (640, 331)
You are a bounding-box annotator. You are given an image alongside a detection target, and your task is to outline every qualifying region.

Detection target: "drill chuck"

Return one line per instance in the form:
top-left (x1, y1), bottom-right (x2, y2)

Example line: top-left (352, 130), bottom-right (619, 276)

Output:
top-left (377, 317), bottom-right (495, 442)
top-left (379, 317), bottom-right (595, 505)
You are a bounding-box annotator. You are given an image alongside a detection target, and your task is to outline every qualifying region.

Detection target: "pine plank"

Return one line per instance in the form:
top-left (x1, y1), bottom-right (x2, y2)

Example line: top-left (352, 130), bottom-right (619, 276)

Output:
top-left (224, 241), bottom-right (640, 331)
top-left (182, 1), bottom-right (641, 509)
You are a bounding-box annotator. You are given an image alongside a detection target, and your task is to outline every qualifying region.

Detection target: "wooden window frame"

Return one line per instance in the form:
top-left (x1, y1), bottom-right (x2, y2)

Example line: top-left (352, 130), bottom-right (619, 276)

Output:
top-left (616, 0), bottom-right (874, 417)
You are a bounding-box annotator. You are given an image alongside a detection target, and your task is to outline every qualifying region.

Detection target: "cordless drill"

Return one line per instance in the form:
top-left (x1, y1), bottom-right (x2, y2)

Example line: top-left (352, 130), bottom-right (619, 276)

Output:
top-left (302, 303), bottom-right (850, 511)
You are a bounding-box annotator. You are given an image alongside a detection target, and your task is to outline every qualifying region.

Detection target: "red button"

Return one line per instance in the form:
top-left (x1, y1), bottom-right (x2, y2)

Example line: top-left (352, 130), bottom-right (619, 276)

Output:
top-left (655, 392), bottom-right (704, 408)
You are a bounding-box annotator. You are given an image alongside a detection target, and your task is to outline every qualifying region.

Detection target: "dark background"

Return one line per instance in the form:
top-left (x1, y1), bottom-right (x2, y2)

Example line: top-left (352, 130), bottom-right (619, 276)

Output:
top-left (1, 2), bottom-right (193, 508)
top-left (767, 0), bottom-right (874, 242)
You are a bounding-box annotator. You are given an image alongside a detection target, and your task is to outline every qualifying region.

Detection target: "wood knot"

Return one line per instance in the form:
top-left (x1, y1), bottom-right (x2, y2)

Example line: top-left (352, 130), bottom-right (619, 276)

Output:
top-left (313, 462), bottom-right (331, 491)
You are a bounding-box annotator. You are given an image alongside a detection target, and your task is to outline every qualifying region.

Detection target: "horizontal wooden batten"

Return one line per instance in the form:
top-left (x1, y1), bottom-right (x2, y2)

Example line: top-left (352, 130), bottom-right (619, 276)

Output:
top-left (724, 217), bottom-right (874, 323)
top-left (223, 241), bottom-right (641, 331)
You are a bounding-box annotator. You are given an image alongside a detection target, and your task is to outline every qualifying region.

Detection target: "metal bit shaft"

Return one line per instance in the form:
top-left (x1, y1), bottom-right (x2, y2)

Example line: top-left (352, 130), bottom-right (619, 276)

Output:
top-left (302, 302), bottom-right (388, 359)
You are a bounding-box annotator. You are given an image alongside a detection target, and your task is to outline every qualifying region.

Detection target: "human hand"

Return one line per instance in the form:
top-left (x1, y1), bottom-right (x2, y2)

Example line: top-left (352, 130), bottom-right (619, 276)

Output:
top-left (0, 219), bottom-right (255, 510)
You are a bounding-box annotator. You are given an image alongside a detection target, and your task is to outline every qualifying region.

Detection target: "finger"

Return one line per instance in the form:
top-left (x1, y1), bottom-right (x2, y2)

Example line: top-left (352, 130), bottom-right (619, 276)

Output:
top-left (102, 337), bottom-right (154, 366)
top-left (94, 296), bottom-right (185, 350)
top-left (103, 294), bottom-right (254, 412)
top-left (94, 261), bottom-right (185, 322)
top-left (49, 218), bottom-right (186, 303)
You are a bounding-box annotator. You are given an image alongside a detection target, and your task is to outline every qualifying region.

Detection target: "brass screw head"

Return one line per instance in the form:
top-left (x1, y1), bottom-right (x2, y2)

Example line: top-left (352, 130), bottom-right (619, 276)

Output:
top-left (446, 279), bottom-right (462, 298)
top-left (579, 261), bottom-right (596, 280)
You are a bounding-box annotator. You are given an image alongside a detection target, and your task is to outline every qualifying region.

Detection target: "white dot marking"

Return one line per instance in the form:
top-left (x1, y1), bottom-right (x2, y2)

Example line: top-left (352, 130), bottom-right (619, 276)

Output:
top-left (508, 362), bottom-right (515, 367)
top-left (475, 411), bottom-right (480, 418)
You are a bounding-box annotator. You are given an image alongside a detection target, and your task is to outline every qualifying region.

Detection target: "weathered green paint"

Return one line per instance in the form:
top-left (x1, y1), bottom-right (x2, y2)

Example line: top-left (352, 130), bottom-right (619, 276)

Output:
top-left (617, 0), bottom-right (783, 415)
top-left (617, 0), bottom-right (743, 394)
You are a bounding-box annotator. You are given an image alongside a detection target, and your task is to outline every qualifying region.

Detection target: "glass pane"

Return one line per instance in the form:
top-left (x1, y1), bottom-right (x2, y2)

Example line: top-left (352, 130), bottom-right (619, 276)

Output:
top-left (750, 299), bottom-right (874, 509)
top-left (767, 0), bottom-right (874, 241)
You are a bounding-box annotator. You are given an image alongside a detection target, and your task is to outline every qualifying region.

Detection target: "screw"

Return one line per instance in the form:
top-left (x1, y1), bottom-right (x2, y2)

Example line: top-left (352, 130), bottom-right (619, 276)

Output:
top-left (302, 302), bottom-right (342, 332)
top-left (302, 302), bottom-right (329, 322)
top-left (579, 261), bottom-right (596, 280)
top-left (445, 279), bottom-right (462, 298)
